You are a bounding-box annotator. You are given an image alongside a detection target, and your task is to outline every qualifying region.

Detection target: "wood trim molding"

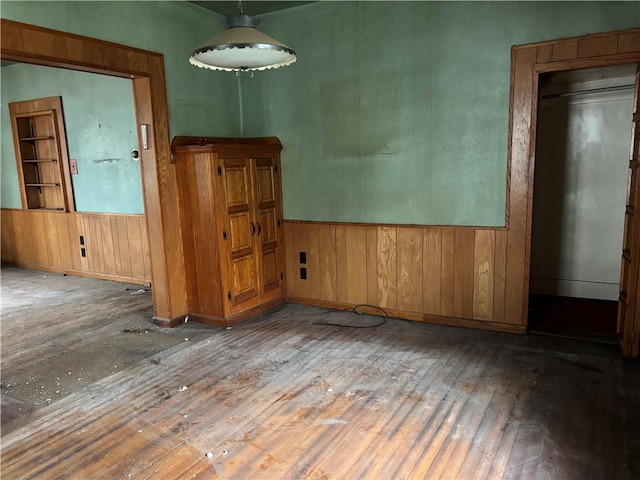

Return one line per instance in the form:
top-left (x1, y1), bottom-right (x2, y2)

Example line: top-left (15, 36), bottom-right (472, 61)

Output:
top-left (186, 297), bottom-right (286, 328)
top-left (0, 263), bottom-right (151, 286)
top-left (152, 314), bottom-right (188, 328)
top-left (507, 27), bottom-right (640, 333)
top-left (283, 219), bottom-right (507, 231)
top-left (286, 297), bottom-right (526, 335)
top-left (1, 19), bottom-right (188, 321)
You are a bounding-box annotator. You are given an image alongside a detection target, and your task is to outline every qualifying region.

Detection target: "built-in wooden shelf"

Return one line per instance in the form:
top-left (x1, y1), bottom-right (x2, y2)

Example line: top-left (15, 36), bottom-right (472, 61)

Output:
top-left (19, 136), bottom-right (55, 142)
top-left (29, 207), bottom-right (65, 211)
top-left (10, 97), bottom-right (73, 212)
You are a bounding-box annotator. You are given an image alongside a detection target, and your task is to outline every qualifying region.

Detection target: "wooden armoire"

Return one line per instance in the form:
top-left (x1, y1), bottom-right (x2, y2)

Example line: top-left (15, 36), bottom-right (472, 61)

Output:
top-left (172, 136), bottom-right (286, 326)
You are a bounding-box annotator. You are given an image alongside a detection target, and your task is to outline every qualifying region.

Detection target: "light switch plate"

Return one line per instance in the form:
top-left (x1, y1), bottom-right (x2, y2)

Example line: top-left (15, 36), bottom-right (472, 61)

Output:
top-left (69, 159), bottom-right (78, 175)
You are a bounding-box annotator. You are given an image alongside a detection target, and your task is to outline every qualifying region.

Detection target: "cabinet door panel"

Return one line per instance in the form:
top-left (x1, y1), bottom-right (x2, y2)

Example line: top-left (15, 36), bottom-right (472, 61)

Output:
top-left (221, 158), bottom-right (258, 306)
top-left (259, 209), bottom-right (277, 244)
top-left (229, 211), bottom-right (253, 253)
top-left (255, 160), bottom-right (276, 203)
top-left (231, 254), bottom-right (257, 304)
top-left (253, 157), bottom-right (283, 294)
top-left (223, 161), bottom-right (251, 207)
top-left (262, 245), bottom-right (280, 292)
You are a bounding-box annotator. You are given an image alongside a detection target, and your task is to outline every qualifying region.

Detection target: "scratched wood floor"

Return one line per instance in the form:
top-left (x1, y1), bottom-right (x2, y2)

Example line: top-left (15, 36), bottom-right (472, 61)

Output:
top-left (1, 271), bottom-right (640, 479)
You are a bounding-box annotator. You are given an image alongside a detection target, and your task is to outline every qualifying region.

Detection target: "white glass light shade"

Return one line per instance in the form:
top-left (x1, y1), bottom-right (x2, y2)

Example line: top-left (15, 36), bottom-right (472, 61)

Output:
top-left (189, 16), bottom-right (297, 72)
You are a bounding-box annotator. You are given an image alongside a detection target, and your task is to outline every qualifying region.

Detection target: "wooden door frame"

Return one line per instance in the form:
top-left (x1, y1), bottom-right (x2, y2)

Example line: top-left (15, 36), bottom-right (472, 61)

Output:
top-left (1, 19), bottom-right (188, 324)
top-left (507, 28), bottom-right (640, 353)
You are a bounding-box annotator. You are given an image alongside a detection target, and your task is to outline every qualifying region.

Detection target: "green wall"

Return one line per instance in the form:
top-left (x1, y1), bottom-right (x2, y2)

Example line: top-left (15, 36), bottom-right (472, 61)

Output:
top-left (2, 1), bottom-right (638, 224)
top-left (1, 64), bottom-right (143, 213)
top-left (1, 0), bottom-right (241, 212)
top-left (242, 1), bottom-right (640, 226)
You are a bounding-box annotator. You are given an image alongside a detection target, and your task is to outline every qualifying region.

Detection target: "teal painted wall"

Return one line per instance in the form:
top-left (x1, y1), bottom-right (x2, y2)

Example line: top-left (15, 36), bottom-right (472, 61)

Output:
top-left (1, 0), bottom-right (241, 211)
top-left (243, 1), bottom-right (640, 226)
top-left (2, 1), bottom-right (638, 224)
top-left (1, 64), bottom-right (143, 213)
top-left (1, 0), bottom-right (241, 138)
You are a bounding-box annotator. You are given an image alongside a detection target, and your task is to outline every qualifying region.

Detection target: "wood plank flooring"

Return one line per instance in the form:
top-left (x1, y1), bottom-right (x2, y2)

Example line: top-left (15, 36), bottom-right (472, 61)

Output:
top-left (0, 268), bottom-right (213, 435)
top-left (1, 268), bottom-right (640, 478)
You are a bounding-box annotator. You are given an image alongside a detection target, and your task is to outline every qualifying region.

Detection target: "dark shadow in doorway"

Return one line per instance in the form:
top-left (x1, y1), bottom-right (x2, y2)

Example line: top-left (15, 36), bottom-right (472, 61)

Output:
top-left (528, 294), bottom-right (618, 344)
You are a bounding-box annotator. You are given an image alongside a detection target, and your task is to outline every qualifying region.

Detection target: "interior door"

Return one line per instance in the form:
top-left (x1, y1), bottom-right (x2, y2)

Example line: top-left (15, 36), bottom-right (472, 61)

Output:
top-left (220, 157), bottom-right (258, 306)
top-left (618, 64), bottom-right (640, 358)
top-left (253, 157), bottom-right (283, 294)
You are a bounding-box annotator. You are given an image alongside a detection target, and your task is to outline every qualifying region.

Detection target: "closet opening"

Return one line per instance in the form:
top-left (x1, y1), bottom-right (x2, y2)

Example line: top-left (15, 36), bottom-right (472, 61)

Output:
top-left (528, 63), bottom-right (637, 343)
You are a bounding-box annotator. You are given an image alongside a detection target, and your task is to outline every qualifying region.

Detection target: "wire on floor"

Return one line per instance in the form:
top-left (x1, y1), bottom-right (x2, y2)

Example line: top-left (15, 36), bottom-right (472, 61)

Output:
top-left (311, 304), bottom-right (389, 329)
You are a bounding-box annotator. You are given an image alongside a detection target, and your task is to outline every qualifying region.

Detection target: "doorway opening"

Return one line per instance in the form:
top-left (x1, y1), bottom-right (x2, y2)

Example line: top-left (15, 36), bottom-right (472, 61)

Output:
top-left (1, 18), bottom-right (188, 322)
top-left (528, 64), bottom-right (637, 343)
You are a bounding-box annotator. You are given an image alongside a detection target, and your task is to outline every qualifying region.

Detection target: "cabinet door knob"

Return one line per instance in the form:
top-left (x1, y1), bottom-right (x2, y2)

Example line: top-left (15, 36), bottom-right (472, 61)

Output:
top-left (251, 222), bottom-right (256, 236)
top-left (257, 223), bottom-right (261, 235)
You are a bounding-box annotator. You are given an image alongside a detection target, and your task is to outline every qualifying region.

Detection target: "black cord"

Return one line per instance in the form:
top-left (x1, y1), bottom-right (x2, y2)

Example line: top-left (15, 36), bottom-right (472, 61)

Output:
top-left (311, 304), bottom-right (389, 329)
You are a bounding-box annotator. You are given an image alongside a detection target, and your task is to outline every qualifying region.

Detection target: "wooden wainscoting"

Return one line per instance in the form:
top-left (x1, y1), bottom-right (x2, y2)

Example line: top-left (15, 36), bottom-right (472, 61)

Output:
top-left (284, 221), bottom-right (520, 333)
top-left (1, 209), bottom-right (150, 284)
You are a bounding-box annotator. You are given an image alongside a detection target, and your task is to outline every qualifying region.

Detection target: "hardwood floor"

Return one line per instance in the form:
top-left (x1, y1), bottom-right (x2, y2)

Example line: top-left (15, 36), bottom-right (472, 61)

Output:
top-left (1, 268), bottom-right (639, 478)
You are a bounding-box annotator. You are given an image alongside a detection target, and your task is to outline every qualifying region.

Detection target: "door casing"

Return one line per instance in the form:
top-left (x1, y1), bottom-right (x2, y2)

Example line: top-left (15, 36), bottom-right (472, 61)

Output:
top-left (507, 29), bottom-right (640, 356)
top-left (0, 19), bottom-right (189, 323)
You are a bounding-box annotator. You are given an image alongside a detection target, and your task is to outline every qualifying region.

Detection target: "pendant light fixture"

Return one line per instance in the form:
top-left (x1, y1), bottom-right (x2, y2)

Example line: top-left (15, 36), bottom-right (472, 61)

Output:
top-left (189, 0), bottom-right (297, 74)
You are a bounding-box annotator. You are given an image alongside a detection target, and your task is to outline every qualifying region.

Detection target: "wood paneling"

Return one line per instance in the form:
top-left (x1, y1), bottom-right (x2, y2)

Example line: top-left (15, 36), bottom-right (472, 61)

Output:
top-left (285, 221), bottom-right (511, 330)
top-left (397, 228), bottom-right (422, 313)
top-left (297, 222), bottom-right (320, 300)
top-left (493, 230), bottom-right (507, 323)
top-left (454, 229), bottom-right (475, 319)
top-left (66, 212), bottom-right (82, 271)
top-left (30, 212), bottom-right (49, 266)
top-left (377, 226), bottom-right (397, 309)
top-left (441, 228), bottom-right (456, 317)
top-left (306, 223), bottom-right (321, 300)
top-left (1, 209), bottom-right (150, 284)
top-left (423, 229), bottom-right (442, 315)
top-left (473, 230), bottom-right (495, 320)
top-left (344, 226), bottom-right (368, 305)
top-left (318, 224), bottom-right (337, 301)
top-left (366, 227), bottom-right (377, 305)
top-left (335, 226), bottom-right (348, 303)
